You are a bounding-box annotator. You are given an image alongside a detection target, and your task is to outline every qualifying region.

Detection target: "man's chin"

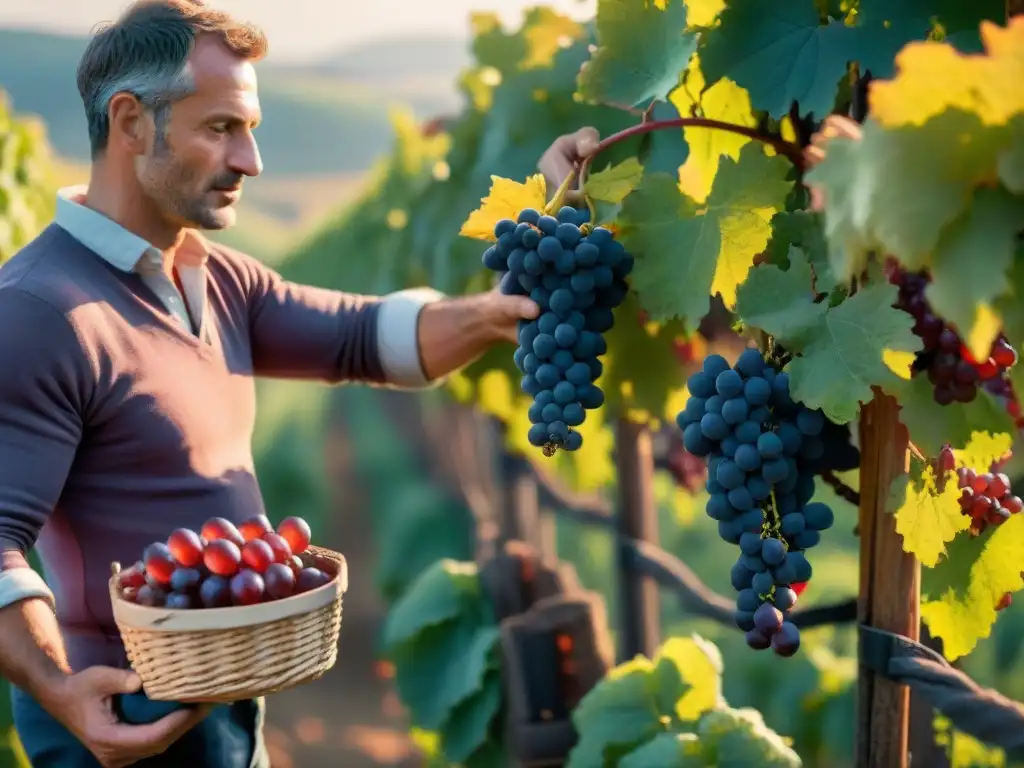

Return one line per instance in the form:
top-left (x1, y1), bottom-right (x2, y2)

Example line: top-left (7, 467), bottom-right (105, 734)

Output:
top-left (191, 207), bottom-right (236, 231)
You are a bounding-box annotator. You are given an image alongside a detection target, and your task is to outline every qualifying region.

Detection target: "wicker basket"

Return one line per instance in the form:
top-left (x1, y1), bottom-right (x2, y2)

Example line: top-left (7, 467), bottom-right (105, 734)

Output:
top-left (108, 545), bottom-right (347, 703)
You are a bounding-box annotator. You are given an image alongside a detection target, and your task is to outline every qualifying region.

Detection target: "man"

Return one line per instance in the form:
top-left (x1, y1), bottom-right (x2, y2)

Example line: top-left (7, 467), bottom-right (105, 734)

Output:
top-left (0, 1), bottom-right (599, 766)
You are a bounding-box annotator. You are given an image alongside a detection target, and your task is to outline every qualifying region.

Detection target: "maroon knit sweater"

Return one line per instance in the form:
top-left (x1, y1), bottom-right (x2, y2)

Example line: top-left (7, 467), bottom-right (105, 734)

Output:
top-left (0, 223), bottom-right (390, 671)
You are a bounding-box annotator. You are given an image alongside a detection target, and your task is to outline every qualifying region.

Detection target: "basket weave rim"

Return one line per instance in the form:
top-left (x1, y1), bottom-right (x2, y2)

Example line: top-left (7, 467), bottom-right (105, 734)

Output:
top-left (109, 549), bottom-right (347, 633)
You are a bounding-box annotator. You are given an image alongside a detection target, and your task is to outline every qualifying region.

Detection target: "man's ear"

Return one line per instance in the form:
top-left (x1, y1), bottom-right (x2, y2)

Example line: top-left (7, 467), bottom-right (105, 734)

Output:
top-left (107, 92), bottom-right (149, 155)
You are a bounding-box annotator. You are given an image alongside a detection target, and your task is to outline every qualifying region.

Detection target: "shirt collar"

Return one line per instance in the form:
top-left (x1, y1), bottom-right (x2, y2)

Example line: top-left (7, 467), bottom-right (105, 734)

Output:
top-left (55, 185), bottom-right (211, 272)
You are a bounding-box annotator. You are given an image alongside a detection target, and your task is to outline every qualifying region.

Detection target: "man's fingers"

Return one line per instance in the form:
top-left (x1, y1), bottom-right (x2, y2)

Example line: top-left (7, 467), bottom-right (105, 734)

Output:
top-left (572, 127), bottom-right (600, 158)
top-left (106, 705), bottom-right (211, 752)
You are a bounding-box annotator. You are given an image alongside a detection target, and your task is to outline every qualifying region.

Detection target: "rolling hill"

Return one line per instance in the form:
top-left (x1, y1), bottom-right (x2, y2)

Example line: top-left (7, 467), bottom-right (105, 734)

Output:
top-left (0, 28), bottom-right (467, 177)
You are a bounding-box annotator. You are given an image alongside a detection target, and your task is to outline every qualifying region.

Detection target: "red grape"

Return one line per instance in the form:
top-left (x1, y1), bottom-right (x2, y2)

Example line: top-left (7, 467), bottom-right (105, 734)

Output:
top-left (167, 528), bottom-right (204, 567)
top-left (166, 592), bottom-right (194, 610)
top-left (295, 567), bottom-right (330, 593)
top-left (121, 587), bottom-right (139, 603)
top-left (136, 584), bottom-right (167, 607)
top-left (937, 445), bottom-right (955, 473)
top-left (262, 533), bottom-right (292, 564)
top-left (199, 575), bottom-right (232, 608)
top-left (277, 517), bottom-right (311, 555)
top-left (203, 539), bottom-right (242, 577)
top-left (238, 514), bottom-right (274, 542)
top-left (118, 561), bottom-right (147, 589)
top-left (201, 517), bottom-right (245, 547)
top-left (286, 555), bottom-right (304, 577)
top-left (169, 567), bottom-right (202, 593)
top-left (1004, 495), bottom-right (1023, 514)
top-left (993, 339), bottom-right (1018, 368)
top-left (264, 562), bottom-right (296, 600)
top-left (230, 569), bottom-right (265, 606)
top-left (990, 473), bottom-right (1011, 498)
top-left (997, 592), bottom-right (1013, 611)
top-left (241, 539), bottom-right (274, 574)
top-left (143, 543), bottom-right (176, 586)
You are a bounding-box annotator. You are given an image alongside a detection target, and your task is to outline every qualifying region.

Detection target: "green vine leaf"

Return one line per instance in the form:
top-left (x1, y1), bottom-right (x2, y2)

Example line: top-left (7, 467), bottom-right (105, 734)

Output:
top-left (764, 211), bottom-right (835, 294)
top-left (782, 283), bottom-right (923, 424)
top-left (620, 143), bottom-right (792, 324)
top-left (577, 0), bottom-right (698, 109)
top-left (697, 707), bottom-right (802, 767)
top-left (439, 669), bottom-right (503, 764)
top-left (585, 157), bottom-right (645, 204)
top-left (734, 248), bottom-right (826, 349)
top-left (620, 733), bottom-right (705, 768)
top-left (382, 559), bottom-right (484, 648)
top-left (891, 375), bottom-right (1015, 457)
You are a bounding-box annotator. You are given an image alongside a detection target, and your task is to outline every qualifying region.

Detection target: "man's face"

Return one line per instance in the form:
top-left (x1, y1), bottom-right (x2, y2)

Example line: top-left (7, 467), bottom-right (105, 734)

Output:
top-left (135, 36), bottom-right (263, 231)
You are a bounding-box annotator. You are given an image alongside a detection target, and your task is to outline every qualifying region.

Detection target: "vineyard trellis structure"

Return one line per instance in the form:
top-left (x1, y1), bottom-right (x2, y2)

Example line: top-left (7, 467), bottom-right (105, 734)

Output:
top-left (469, 412), bottom-right (1024, 766)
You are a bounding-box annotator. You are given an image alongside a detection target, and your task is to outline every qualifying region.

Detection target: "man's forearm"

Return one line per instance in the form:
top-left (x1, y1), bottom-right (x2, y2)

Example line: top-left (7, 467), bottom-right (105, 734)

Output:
top-left (0, 597), bottom-right (70, 709)
top-left (415, 295), bottom-right (497, 381)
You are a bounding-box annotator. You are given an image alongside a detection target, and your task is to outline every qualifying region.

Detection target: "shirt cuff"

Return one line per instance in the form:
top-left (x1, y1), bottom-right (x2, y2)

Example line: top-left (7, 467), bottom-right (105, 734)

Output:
top-left (0, 566), bottom-right (54, 611)
top-left (377, 287), bottom-right (446, 388)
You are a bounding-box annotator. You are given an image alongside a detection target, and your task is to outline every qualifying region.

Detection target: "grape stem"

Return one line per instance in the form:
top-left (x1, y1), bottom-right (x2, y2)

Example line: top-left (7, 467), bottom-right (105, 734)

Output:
top-left (576, 117), bottom-right (805, 182)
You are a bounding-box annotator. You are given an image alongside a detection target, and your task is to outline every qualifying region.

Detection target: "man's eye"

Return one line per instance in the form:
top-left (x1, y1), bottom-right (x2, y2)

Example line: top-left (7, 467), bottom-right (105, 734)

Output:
top-left (210, 124), bottom-right (229, 134)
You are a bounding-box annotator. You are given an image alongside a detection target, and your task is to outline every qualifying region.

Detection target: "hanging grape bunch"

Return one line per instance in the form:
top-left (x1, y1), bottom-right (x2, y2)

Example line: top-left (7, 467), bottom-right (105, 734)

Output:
top-left (888, 266), bottom-right (1018, 406)
top-left (481, 204), bottom-right (633, 456)
top-left (677, 349), bottom-right (857, 657)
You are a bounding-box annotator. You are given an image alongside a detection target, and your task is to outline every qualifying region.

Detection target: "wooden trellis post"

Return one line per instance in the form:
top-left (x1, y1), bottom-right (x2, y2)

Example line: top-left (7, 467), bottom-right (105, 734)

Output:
top-left (614, 418), bottom-right (660, 661)
top-left (856, 391), bottom-right (919, 768)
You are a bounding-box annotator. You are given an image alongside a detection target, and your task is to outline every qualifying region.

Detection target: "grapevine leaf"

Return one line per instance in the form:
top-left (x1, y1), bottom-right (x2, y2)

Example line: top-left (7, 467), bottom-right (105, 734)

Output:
top-left (852, 0), bottom-right (1006, 80)
top-left (459, 175), bottom-right (548, 241)
top-left (921, 514), bottom-right (1024, 660)
top-left (440, 670), bottom-right (502, 764)
top-left (393, 619), bottom-right (497, 730)
top-left (585, 158), bottom-right (645, 203)
top-left (995, 245), bottom-right (1024, 353)
top-left (620, 733), bottom-right (705, 768)
top-left (654, 635), bottom-right (725, 721)
top-left (867, 18), bottom-right (1024, 129)
top-left (764, 211), bottom-right (835, 294)
top-left (670, 55), bottom-right (758, 204)
top-left (734, 248), bottom-right (826, 349)
top-left (577, 0), bottom-right (697, 109)
top-left (697, 707), bottom-right (802, 768)
top-left (638, 100), bottom-right (691, 176)
top-left (464, 739), bottom-right (506, 768)
top-left (567, 656), bottom-right (661, 768)
top-left (382, 560), bottom-right (483, 648)
top-left (892, 375), bottom-right (1015, 457)
top-left (953, 431), bottom-right (1014, 474)
top-left (892, 464), bottom-right (968, 568)
top-left (600, 293), bottom-right (691, 422)
top-left (926, 185), bottom-right (1024, 359)
top-left (698, 0), bottom-right (858, 118)
top-left (621, 143), bottom-right (792, 323)
top-left (784, 283), bottom-right (923, 424)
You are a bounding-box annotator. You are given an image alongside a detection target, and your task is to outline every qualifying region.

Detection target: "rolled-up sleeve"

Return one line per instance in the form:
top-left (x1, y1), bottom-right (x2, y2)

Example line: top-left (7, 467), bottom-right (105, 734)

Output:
top-left (242, 253), bottom-right (445, 388)
top-left (0, 290), bottom-right (86, 610)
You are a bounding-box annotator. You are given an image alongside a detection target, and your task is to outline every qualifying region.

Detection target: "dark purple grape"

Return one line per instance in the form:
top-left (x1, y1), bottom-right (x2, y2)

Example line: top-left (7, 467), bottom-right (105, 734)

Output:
top-left (753, 602), bottom-right (783, 636)
top-left (771, 622), bottom-right (801, 657)
top-left (745, 629), bottom-right (771, 650)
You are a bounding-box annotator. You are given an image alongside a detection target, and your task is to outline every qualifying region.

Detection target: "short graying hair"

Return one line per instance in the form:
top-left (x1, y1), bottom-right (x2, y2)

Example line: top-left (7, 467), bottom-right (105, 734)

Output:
top-left (76, 0), bottom-right (267, 158)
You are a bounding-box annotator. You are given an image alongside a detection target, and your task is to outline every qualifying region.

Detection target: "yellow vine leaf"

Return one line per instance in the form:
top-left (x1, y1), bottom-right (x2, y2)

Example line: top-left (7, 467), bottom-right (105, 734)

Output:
top-left (882, 349), bottom-right (916, 380)
top-left (459, 174), bottom-right (547, 241)
top-left (671, 57), bottom-right (757, 204)
top-left (869, 18), bottom-right (1024, 128)
top-left (921, 514), bottom-right (1024, 660)
top-left (893, 465), bottom-right (968, 567)
top-left (655, 635), bottom-right (724, 721)
top-left (953, 430), bottom-right (1014, 473)
top-left (963, 302), bottom-right (1003, 364)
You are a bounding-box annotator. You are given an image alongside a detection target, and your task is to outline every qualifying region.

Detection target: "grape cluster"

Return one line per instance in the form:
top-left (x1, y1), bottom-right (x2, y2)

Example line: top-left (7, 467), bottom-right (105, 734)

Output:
top-left (677, 349), bottom-right (839, 657)
top-left (889, 267), bottom-right (1018, 405)
top-left (664, 430), bottom-right (709, 493)
top-left (116, 515), bottom-right (331, 609)
top-left (481, 206), bottom-right (633, 454)
top-left (937, 445), bottom-right (1024, 536)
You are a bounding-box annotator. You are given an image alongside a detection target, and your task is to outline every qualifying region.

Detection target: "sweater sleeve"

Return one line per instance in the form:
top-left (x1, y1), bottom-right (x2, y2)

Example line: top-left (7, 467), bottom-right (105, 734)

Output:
top-left (242, 254), bottom-right (445, 387)
top-left (0, 290), bottom-right (87, 609)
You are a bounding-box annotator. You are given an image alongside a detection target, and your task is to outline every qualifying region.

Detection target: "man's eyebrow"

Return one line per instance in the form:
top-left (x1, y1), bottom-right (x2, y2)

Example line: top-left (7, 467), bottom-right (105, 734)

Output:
top-left (206, 112), bottom-right (262, 127)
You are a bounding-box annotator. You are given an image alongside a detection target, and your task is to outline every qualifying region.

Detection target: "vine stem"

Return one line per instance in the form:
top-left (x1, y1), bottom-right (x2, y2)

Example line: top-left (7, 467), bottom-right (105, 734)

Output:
top-left (577, 116), bottom-right (805, 183)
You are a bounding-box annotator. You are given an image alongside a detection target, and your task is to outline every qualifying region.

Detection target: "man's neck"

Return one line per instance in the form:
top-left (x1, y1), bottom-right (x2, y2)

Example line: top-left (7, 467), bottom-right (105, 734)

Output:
top-left (84, 163), bottom-right (184, 276)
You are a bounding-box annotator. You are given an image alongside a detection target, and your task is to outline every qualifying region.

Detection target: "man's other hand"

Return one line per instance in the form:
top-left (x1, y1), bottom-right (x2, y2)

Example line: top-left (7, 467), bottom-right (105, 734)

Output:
top-left (538, 127), bottom-right (600, 205)
top-left (478, 284), bottom-right (540, 344)
top-left (44, 666), bottom-right (211, 768)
